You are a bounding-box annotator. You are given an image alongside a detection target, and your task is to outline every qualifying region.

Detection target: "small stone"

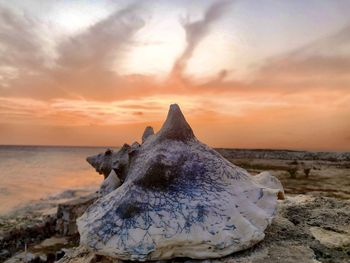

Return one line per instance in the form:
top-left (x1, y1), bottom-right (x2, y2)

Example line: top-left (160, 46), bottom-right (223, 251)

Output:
top-left (0, 249), bottom-right (10, 260)
top-left (39, 254), bottom-right (47, 261)
top-left (310, 227), bottom-right (350, 248)
top-left (34, 236), bottom-right (68, 249)
top-left (56, 194), bottom-right (98, 236)
top-left (56, 250), bottom-right (66, 261)
top-left (24, 252), bottom-right (36, 261)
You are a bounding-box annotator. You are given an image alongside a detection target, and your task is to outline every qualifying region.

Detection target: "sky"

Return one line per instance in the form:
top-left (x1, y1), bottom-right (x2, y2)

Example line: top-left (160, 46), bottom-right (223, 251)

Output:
top-left (0, 0), bottom-right (349, 151)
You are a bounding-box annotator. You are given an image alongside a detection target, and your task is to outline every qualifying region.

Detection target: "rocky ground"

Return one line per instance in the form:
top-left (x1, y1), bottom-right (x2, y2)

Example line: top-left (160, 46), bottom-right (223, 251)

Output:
top-left (2, 194), bottom-right (349, 263)
top-left (1, 152), bottom-right (349, 263)
top-left (0, 189), bottom-right (96, 262)
top-left (216, 148), bottom-right (350, 162)
top-left (57, 195), bottom-right (350, 263)
top-left (225, 158), bottom-right (350, 200)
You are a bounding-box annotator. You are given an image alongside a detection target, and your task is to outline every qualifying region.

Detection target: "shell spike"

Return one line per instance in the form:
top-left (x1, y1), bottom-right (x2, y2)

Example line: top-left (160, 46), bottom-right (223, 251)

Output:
top-left (157, 104), bottom-right (195, 141)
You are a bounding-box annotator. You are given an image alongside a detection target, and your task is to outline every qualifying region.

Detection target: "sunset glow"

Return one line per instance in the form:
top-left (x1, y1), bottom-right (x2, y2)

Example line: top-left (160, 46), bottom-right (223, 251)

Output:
top-left (0, 0), bottom-right (349, 150)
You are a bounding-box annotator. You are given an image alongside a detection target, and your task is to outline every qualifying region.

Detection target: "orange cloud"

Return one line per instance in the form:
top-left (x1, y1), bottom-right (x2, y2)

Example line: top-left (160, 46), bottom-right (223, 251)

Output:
top-left (0, 3), bottom-right (349, 151)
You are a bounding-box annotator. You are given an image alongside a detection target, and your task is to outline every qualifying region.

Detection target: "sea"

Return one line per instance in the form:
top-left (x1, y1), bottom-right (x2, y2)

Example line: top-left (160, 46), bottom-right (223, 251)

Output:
top-left (0, 145), bottom-right (109, 215)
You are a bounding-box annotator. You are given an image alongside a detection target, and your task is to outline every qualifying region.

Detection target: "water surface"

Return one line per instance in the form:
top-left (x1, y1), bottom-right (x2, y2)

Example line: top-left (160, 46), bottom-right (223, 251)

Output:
top-left (0, 145), bottom-right (107, 214)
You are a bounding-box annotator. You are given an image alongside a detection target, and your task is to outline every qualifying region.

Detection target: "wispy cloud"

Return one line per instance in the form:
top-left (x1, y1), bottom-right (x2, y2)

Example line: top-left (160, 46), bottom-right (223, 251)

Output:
top-left (0, 1), bottom-right (349, 150)
top-left (0, 3), bottom-right (147, 100)
top-left (0, 6), bottom-right (49, 85)
top-left (249, 23), bottom-right (350, 93)
top-left (170, 0), bottom-right (233, 80)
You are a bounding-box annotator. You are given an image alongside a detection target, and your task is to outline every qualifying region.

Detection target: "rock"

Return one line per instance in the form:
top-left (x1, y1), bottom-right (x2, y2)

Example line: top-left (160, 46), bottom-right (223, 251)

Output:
top-left (56, 193), bottom-right (98, 236)
top-left (0, 189), bottom-right (97, 261)
top-left (215, 148), bottom-right (350, 161)
top-left (0, 215), bottom-right (56, 261)
top-left (142, 126), bottom-right (155, 143)
top-left (59, 195), bottom-right (350, 263)
top-left (4, 252), bottom-right (37, 263)
top-left (77, 104), bottom-right (284, 261)
top-left (5, 247), bottom-right (61, 263)
top-left (4, 234), bottom-right (78, 262)
top-left (33, 236), bottom-right (68, 249)
top-left (24, 252), bottom-right (36, 262)
top-left (56, 250), bottom-right (66, 261)
top-left (39, 254), bottom-right (47, 261)
top-left (56, 246), bottom-right (102, 263)
top-left (0, 249), bottom-right (10, 260)
top-left (310, 227), bottom-right (350, 249)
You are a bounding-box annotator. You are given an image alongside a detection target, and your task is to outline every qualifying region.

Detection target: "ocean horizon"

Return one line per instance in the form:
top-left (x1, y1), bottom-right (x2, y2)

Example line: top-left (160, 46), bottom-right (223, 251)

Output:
top-left (1, 144), bottom-right (348, 153)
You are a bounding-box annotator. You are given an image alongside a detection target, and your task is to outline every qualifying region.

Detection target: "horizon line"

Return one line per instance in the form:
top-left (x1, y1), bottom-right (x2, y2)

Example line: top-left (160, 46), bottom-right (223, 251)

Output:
top-left (0, 144), bottom-right (348, 153)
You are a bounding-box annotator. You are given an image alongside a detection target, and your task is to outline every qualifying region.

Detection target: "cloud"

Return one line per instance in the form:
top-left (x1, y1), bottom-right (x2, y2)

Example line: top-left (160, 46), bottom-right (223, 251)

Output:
top-left (50, 3), bottom-right (147, 100)
top-left (0, 2), bottom-right (349, 150)
top-left (0, 3), bottom-right (147, 100)
top-left (196, 22), bottom-right (350, 98)
top-left (290, 24), bottom-right (350, 58)
top-left (249, 23), bottom-right (350, 91)
top-left (0, 6), bottom-right (48, 84)
top-left (56, 4), bottom-right (144, 70)
top-left (170, 0), bottom-right (233, 80)
top-left (1, 1), bottom-right (349, 101)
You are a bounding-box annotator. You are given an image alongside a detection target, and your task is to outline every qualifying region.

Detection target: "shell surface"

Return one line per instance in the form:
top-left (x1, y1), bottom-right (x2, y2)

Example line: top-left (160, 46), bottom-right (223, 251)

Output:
top-left (78, 104), bottom-right (283, 260)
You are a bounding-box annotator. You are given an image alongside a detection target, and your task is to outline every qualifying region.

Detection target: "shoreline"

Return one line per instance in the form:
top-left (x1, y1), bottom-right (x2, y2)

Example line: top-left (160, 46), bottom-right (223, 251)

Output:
top-left (0, 188), bottom-right (98, 217)
top-left (1, 144), bottom-right (349, 155)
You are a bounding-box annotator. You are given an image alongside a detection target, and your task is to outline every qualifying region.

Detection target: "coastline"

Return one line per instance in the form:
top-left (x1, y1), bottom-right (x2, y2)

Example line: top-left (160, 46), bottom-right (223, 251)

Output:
top-left (0, 188), bottom-right (98, 217)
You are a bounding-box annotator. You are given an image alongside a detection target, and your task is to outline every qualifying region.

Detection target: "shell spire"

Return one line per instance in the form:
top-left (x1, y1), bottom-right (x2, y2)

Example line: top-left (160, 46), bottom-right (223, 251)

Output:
top-left (157, 104), bottom-right (195, 141)
top-left (142, 126), bottom-right (154, 143)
